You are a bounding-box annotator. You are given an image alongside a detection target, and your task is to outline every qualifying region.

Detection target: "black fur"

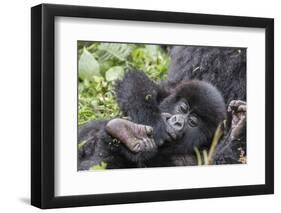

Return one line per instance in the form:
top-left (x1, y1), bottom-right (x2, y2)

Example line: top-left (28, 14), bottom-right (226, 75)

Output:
top-left (165, 46), bottom-right (246, 104)
top-left (78, 120), bottom-right (134, 170)
top-left (115, 70), bottom-right (169, 147)
top-left (78, 71), bottom-right (170, 170)
top-left (164, 46), bottom-right (247, 165)
top-left (116, 70), bottom-right (226, 151)
top-left (78, 69), bottom-right (226, 169)
top-left (159, 80), bottom-right (226, 152)
top-left (78, 119), bottom-right (160, 170)
top-left (78, 46), bottom-right (247, 169)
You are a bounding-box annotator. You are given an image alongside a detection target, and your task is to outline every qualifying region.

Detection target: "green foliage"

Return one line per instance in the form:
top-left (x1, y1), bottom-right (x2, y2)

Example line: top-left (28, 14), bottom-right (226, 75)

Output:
top-left (105, 66), bottom-right (124, 82)
top-left (78, 42), bottom-right (170, 125)
top-left (78, 76), bottom-right (121, 125)
top-left (79, 48), bottom-right (100, 80)
top-left (130, 45), bottom-right (170, 80)
top-left (90, 162), bottom-right (108, 170)
top-left (96, 43), bottom-right (132, 62)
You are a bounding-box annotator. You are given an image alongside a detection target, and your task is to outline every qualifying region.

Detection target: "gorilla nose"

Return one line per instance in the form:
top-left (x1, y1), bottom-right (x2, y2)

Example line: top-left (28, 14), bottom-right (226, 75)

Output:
top-left (168, 114), bottom-right (185, 131)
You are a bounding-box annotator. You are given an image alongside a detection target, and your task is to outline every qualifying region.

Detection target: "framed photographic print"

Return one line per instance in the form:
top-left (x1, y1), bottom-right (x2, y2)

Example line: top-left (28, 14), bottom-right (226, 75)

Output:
top-left (31, 3), bottom-right (274, 209)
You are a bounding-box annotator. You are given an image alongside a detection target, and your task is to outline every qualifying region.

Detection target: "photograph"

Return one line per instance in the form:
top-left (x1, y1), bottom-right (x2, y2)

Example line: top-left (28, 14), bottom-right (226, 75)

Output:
top-left (77, 42), bottom-right (247, 171)
top-left (30, 3), bottom-right (274, 208)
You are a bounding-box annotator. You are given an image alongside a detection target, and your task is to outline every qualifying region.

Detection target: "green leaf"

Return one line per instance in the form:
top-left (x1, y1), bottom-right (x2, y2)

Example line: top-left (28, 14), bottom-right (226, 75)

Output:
top-left (145, 45), bottom-right (158, 61)
top-left (90, 161), bottom-right (108, 170)
top-left (78, 140), bottom-right (87, 151)
top-left (97, 43), bottom-right (132, 62)
top-left (79, 48), bottom-right (100, 80)
top-left (91, 99), bottom-right (98, 108)
top-left (105, 66), bottom-right (124, 81)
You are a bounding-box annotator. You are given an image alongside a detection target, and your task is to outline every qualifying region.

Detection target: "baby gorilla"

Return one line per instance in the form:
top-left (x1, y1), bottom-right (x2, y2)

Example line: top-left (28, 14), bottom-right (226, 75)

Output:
top-left (110, 70), bottom-right (226, 167)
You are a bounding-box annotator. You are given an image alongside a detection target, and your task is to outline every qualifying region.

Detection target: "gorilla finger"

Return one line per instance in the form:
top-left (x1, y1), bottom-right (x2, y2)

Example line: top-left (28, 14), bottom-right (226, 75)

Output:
top-left (238, 114), bottom-right (246, 125)
top-left (147, 138), bottom-right (155, 151)
top-left (229, 100), bottom-right (246, 110)
top-left (145, 138), bottom-right (153, 151)
top-left (236, 100), bottom-right (246, 105)
top-left (144, 138), bottom-right (154, 151)
top-left (145, 126), bottom-right (153, 137)
top-left (227, 101), bottom-right (237, 112)
top-left (150, 139), bottom-right (157, 149)
top-left (139, 140), bottom-right (146, 151)
top-left (237, 105), bottom-right (247, 112)
top-left (228, 100), bottom-right (237, 108)
top-left (133, 143), bottom-right (141, 153)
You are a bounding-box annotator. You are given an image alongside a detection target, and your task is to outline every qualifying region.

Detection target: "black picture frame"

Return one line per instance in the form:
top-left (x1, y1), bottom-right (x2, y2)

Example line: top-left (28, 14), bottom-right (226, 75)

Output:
top-left (31, 3), bottom-right (274, 209)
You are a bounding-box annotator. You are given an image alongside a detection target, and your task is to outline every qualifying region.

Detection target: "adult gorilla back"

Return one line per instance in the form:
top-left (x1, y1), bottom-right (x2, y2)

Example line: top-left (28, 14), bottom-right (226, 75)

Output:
top-left (165, 46), bottom-right (246, 104)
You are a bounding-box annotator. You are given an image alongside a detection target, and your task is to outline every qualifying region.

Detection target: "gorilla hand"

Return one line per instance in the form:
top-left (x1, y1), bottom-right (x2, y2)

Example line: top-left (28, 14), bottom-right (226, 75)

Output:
top-left (226, 100), bottom-right (246, 141)
top-left (105, 118), bottom-right (156, 153)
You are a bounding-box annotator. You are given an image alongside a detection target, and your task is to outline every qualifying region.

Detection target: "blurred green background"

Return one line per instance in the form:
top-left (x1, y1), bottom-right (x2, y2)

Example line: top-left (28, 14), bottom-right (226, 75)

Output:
top-left (78, 42), bottom-right (171, 125)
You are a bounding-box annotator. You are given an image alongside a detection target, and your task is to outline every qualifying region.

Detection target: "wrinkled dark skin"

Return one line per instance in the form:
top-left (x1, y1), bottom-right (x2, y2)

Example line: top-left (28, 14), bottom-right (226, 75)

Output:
top-left (105, 118), bottom-right (155, 153)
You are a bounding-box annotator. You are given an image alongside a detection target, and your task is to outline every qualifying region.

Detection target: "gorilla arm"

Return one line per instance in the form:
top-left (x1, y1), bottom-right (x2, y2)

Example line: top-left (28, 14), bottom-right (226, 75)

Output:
top-left (78, 118), bottom-right (158, 170)
top-left (115, 70), bottom-right (170, 147)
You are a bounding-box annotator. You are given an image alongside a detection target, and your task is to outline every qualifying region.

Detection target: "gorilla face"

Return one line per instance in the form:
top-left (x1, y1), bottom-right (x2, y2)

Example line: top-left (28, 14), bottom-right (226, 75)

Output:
top-left (161, 99), bottom-right (199, 142)
top-left (159, 80), bottom-right (226, 153)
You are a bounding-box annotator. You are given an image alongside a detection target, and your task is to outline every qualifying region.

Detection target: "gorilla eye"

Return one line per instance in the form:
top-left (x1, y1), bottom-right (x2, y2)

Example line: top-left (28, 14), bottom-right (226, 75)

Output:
top-left (188, 114), bottom-right (198, 127)
top-left (179, 102), bottom-right (188, 113)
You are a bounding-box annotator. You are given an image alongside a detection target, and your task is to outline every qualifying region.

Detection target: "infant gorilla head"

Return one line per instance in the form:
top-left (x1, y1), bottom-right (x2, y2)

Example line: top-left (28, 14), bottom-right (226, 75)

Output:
top-left (158, 80), bottom-right (226, 153)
